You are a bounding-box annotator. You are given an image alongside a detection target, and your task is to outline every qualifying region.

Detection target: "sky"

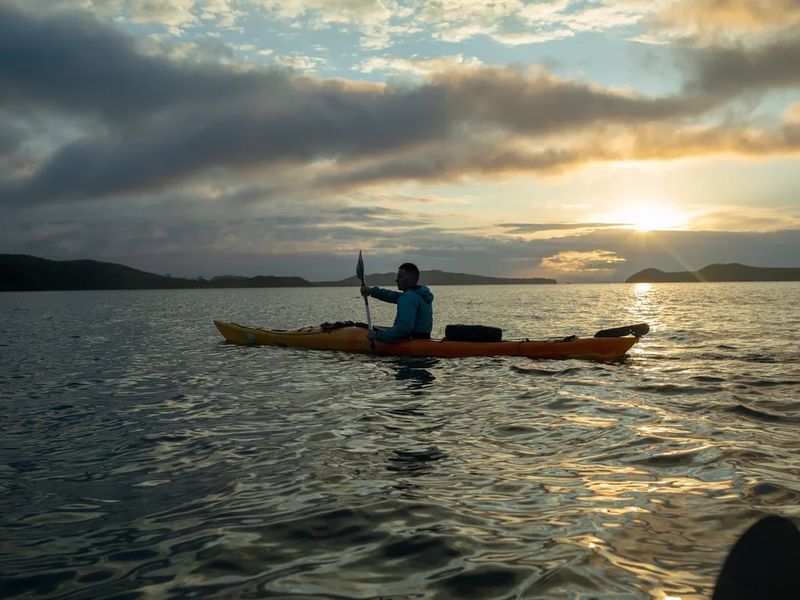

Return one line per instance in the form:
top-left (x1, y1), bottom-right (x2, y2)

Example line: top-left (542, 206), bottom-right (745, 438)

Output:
top-left (1, 0), bottom-right (799, 282)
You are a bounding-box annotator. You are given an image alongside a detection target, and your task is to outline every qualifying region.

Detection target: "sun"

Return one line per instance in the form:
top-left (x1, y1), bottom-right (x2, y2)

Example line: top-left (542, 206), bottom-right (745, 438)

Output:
top-left (623, 202), bottom-right (688, 232)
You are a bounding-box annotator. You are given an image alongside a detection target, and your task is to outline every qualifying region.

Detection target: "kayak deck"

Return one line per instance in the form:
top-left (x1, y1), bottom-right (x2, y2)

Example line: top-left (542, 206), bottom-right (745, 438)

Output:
top-left (213, 321), bottom-right (642, 360)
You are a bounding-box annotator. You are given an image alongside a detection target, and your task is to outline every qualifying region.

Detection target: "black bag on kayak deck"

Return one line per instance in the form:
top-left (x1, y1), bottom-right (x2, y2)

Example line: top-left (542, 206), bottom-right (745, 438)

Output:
top-left (444, 324), bottom-right (502, 342)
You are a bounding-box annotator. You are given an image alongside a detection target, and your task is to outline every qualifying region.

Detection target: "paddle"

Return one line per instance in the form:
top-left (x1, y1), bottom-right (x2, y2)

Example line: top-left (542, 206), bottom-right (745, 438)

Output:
top-left (356, 251), bottom-right (375, 351)
top-left (713, 515), bottom-right (800, 599)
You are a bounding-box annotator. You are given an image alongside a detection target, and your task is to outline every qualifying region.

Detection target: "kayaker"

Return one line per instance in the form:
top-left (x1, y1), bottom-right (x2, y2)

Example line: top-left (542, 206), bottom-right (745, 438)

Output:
top-left (360, 263), bottom-right (434, 343)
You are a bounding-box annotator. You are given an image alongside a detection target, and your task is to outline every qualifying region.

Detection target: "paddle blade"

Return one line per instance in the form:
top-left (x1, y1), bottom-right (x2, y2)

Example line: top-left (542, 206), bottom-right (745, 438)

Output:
top-left (713, 515), bottom-right (800, 600)
top-left (356, 251), bottom-right (365, 283)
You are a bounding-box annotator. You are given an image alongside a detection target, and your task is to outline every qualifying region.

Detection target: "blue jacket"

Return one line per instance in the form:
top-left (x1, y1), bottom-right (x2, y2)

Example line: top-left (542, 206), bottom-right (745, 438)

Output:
top-left (370, 285), bottom-right (434, 343)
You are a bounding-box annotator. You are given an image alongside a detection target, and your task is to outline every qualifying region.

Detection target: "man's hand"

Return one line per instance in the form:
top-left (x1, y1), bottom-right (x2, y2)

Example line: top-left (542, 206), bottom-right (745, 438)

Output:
top-left (360, 284), bottom-right (371, 298)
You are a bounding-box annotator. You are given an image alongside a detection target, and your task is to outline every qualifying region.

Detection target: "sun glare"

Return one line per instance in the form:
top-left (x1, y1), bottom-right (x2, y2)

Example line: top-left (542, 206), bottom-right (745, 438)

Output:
top-left (624, 203), bottom-right (688, 232)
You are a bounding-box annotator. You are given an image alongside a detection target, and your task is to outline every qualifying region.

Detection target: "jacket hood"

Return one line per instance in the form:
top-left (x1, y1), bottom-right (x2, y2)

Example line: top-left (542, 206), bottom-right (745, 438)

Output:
top-left (408, 285), bottom-right (434, 304)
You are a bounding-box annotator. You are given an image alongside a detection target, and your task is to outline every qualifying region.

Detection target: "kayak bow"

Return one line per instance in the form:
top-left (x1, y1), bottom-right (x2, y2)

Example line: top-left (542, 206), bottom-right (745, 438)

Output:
top-left (213, 321), bottom-right (645, 360)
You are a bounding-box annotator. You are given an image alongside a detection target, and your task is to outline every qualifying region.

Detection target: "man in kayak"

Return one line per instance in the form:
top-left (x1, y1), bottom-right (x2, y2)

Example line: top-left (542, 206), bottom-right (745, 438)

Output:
top-left (360, 263), bottom-right (434, 343)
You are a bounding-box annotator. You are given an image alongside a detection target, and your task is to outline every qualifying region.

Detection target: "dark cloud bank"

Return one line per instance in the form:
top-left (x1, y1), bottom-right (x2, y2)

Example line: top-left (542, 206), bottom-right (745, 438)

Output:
top-left (5, 0), bottom-right (795, 205)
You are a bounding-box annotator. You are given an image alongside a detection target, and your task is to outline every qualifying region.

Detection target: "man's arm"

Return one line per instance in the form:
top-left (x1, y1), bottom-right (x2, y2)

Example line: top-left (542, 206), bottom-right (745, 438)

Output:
top-left (369, 287), bottom-right (402, 303)
top-left (376, 294), bottom-right (416, 342)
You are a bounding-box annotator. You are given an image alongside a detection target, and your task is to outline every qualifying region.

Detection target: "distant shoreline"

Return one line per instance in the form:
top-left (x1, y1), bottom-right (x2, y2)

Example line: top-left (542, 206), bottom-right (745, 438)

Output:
top-left (626, 263), bottom-right (800, 283)
top-left (3, 255), bottom-right (799, 292)
top-left (0, 254), bottom-right (557, 292)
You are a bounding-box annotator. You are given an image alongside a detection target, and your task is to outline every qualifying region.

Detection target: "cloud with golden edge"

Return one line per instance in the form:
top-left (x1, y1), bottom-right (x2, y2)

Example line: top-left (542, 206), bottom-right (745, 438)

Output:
top-left (652, 0), bottom-right (800, 40)
top-left (539, 250), bottom-right (628, 272)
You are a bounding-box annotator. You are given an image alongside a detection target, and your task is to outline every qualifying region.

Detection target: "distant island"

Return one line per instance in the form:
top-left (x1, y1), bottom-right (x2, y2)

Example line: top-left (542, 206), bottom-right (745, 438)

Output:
top-left (0, 254), bottom-right (556, 291)
top-left (626, 263), bottom-right (800, 283)
top-left (318, 270), bottom-right (555, 287)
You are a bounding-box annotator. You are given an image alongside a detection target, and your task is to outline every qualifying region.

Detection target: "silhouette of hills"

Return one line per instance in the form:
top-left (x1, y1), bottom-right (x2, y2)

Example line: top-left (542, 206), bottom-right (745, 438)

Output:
top-left (0, 255), bottom-right (311, 291)
top-left (317, 269), bottom-right (555, 286)
top-left (626, 263), bottom-right (800, 283)
top-left (0, 254), bottom-right (556, 291)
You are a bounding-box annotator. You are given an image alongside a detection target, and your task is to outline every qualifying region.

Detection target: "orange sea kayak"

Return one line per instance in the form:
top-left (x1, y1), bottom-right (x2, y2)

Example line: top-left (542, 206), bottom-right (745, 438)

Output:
top-left (213, 321), bottom-right (647, 360)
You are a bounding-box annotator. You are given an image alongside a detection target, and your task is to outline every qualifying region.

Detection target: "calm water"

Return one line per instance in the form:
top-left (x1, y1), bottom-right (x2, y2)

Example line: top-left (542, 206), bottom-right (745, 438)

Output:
top-left (2, 283), bottom-right (799, 599)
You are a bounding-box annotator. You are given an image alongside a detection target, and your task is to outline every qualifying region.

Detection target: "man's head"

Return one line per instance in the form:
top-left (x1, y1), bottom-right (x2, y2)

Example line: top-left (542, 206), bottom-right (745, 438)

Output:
top-left (395, 262), bottom-right (420, 291)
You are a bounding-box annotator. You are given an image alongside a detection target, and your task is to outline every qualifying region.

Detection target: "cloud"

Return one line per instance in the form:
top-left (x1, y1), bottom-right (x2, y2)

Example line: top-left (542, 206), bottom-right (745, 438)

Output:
top-left (123, 0), bottom-right (200, 28)
top-left (254, 0), bottom-right (403, 50)
top-left (26, 0), bottom-right (652, 50)
top-left (232, 0), bottom-right (647, 49)
top-left (317, 111), bottom-right (800, 187)
top-left (429, 67), bottom-right (708, 133)
top-left (0, 3), bottom-right (721, 206)
top-left (558, 1), bottom-right (645, 33)
top-left (539, 249), bottom-right (627, 272)
top-left (498, 222), bottom-right (629, 234)
top-left (25, 0), bottom-right (800, 59)
top-left (354, 55), bottom-right (483, 76)
top-left (421, 0), bottom-right (645, 45)
top-left (689, 204), bottom-right (800, 232)
top-left (651, 0), bottom-right (800, 39)
top-left (313, 144), bottom-right (588, 189)
top-left (261, 0), bottom-right (395, 28)
top-left (138, 34), bottom-right (238, 66)
top-left (256, 49), bottom-right (330, 72)
top-left (0, 112), bottom-right (36, 180)
top-left (3, 185), bottom-right (798, 280)
top-left (647, 1), bottom-right (800, 98)
top-left (684, 34), bottom-right (800, 94)
top-left (25, 0), bottom-right (240, 31)
top-left (0, 115), bottom-right (26, 156)
top-left (628, 118), bottom-right (800, 159)
top-left (0, 2), bottom-right (280, 124)
top-left (4, 1), bottom-right (800, 211)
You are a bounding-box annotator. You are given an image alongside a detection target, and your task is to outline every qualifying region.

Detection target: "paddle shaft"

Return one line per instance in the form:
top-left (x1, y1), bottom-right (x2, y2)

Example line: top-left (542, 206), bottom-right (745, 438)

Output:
top-left (360, 285), bottom-right (376, 352)
top-left (356, 251), bottom-right (376, 351)
top-left (362, 293), bottom-right (373, 331)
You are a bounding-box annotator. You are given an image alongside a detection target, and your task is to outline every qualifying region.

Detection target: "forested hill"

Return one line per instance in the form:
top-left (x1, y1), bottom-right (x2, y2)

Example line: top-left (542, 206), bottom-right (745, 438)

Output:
top-left (626, 263), bottom-right (800, 283)
top-left (0, 255), bottom-right (311, 291)
top-left (0, 255), bottom-right (557, 291)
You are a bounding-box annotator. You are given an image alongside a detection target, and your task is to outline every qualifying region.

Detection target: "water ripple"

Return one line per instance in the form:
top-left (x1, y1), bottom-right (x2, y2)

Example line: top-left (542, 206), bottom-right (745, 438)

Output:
top-left (2, 284), bottom-right (800, 598)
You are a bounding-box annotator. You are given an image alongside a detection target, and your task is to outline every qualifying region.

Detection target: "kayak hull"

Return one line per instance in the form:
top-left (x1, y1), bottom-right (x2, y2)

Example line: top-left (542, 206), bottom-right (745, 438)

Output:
top-left (213, 321), bottom-right (640, 360)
